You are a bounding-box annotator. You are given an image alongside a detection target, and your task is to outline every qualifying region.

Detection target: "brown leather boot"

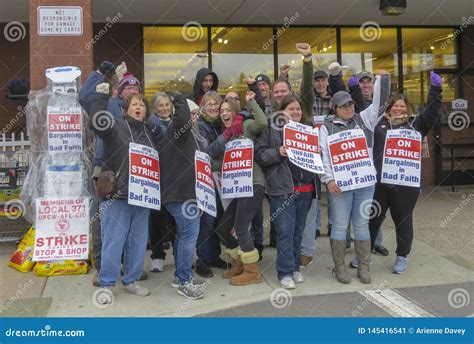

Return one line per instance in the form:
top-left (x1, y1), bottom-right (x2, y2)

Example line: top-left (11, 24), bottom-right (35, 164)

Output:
top-left (223, 247), bottom-right (243, 279)
top-left (230, 249), bottom-right (263, 286)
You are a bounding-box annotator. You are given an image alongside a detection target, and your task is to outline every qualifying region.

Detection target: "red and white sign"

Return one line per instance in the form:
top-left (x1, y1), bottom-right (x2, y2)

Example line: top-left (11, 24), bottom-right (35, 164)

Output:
top-left (328, 129), bottom-right (376, 191)
top-left (38, 6), bottom-right (83, 36)
top-left (128, 143), bottom-right (161, 210)
top-left (195, 151), bottom-right (217, 217)
top-left (34, 197), bottom-right (89, 261)
top-left (313, 115), bottom-right (325, 132)
top-left (47, 106), bottom-right (83, 153)
top-left (221, 138), bottom-right (254, 199)
top-left (381, 129), bottom-right (421, 187)
top-left (284, 120), bottom-right (324, 174)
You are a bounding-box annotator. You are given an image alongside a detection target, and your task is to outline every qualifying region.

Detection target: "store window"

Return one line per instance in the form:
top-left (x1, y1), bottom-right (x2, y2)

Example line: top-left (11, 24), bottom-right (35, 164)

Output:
top-left (402, 28), bottom-right (456, 106)
top-left (278, 28), bottom-right (337, 90)
top-left (143, 26), bottom-right (209, 100)
top-left (341, 27), bottom-right (398, 91)
top-left (211, 27), bottom-right (275, 98)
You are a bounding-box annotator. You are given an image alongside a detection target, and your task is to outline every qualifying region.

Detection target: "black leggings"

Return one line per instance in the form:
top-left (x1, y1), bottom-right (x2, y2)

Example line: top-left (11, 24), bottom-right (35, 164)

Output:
top-left (149, 208), bottom-right (176, 260)
top-left (216, 185), bottom-right (265, 253)
top-left (369, 183), bottom-right (420, 257)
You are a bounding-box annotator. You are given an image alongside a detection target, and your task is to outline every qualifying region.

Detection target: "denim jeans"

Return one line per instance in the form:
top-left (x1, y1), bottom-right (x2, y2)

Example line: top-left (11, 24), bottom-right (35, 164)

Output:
top-left (301, 198), bottom-right (321, 256)
top-left (328, 185), bottom-right (375, 242)
top-left (99, 199), bottom-right (150, 286)
top-left (250, 206), bottom-right (264, 247)
top-left (197, 211), bottom-right (222, 263)
top-left (165, 201), bottom-right (201, 284)
top-left (269, 192), bottom-right (313, 280)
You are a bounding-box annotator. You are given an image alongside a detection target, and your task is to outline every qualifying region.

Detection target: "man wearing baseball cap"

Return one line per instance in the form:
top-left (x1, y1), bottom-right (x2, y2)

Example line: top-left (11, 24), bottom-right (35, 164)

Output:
top-left (247, 73), bottom-right (275, 116)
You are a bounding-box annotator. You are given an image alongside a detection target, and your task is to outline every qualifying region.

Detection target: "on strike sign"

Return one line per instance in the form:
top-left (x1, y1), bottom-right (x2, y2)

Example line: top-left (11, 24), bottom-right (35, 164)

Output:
top-left (381, 129), bottom-right (421, 187)
top-left (34, 197), bottom-right (89, 261)
top-left (128, 143), bottom-right (161, 210)
top-left (47, 106), bottom-right (82, 153)
top-left (284, 120), bottom-right (324, 174)
top-left (195, 151), bottom-right (217, 217)
top-left (328, 129), bottom-right (376, 191)
top-left (221, 138), bottom-right (254, 199)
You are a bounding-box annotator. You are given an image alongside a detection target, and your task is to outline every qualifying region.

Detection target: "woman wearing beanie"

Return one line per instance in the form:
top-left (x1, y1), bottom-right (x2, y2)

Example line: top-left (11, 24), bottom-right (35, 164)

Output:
top-left (255, 94), bottom-right (317, 289)
top-left (369, 71), bottom-right (443, 274)
top-left (211, 91), bottom-right (267, 286)
top-left (319, 71), bottom-right (390, 285)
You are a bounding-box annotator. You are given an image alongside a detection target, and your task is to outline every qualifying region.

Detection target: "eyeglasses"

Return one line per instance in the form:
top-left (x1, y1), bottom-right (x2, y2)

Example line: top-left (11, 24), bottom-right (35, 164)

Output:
top-left (205, 102), bottom-right (219, 108)
top-left (338, 102), bottom-right (354, 110)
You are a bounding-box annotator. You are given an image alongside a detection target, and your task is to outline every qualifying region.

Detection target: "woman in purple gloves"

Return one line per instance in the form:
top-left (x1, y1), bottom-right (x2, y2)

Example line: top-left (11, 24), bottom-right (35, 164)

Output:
top-left (369, 71), bottom-right (443, 274)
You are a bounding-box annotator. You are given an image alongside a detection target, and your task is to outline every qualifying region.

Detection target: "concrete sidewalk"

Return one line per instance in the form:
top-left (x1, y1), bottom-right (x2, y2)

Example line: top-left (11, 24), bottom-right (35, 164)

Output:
top-left (1, 186), bottom-right (473, 317)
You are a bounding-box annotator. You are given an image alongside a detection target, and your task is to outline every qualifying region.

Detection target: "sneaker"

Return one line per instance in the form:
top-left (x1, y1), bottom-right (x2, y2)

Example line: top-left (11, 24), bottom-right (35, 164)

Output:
top-left (293, 271), bottom-right (304, 283)
top-left (195, 259), bottom-right (214, 278)
top-left (96, 286), bottom-right (114, 305)
top-left (172, 276), bottom-right (206, 288)
top-left (177, 280), bottom-right (204, 300)
top-left (349, 257), bottom-right (373, 268)
top-left (92, 271), bottom-right (100, 287)
top-left (150, 259), bottom-right (165, 272)
top-left (122, 282), bottom-right (150, 297)
top-left (280, 276), bottom-right (296, 289)
top-left (300, 255), bottom-right (313, 267)
top-left (393, 256), bottom-right (408, 274)
top-left (373, 244), bottom-right (389, 256)
top-left (208, 258), bottom-right (231, 269)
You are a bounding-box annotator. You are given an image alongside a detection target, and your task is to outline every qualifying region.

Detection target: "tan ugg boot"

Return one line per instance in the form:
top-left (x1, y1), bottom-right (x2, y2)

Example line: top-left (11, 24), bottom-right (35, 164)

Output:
top-left (223, 247), bottom-right (243, 279)
top-left (230, 249), bottom-right (263, 286)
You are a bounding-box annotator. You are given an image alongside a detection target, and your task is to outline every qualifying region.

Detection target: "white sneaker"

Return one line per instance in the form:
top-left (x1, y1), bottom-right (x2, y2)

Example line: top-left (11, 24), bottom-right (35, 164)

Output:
top-left (293, 271), bottom-right (305, 283)
top-left (122, 282), bottom-right (150, 297)
top-left (280, 276), bottom-right (296, 289)
top-left (150, 259), bottom-right (165, 272)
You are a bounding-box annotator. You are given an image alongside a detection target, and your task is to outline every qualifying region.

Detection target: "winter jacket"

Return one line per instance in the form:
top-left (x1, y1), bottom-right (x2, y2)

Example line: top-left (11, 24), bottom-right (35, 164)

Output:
top-left (189, 68), bottom-right (219, 106)
top-left (254, 123), bottom-right (317, 197)
top-left (373, 85), bottom-right (442, 183)
top-left (89, 93), bottom-right (155, 200)
top-left (319, 74), bottom-right (390, 184)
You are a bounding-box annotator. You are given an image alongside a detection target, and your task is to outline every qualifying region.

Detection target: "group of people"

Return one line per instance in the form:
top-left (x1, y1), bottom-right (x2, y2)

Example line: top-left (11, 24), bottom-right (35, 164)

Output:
top-left (79, 42), bottom-right (443, 303)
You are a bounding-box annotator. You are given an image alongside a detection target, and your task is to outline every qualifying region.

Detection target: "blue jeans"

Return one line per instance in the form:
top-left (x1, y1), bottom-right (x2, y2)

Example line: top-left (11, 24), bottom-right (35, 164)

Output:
top-left (328, 185), bottom-right (375, 241)
top-left (99, 199), bottom-right (150, 286)
top-left (251, 206), bottom-right (264, 246)
top-left (165, 201), bottom-right (201, 284)
top-left (269, 192), bottom-right (313, 280)
top-left (301, 198), bottom-right (321, 256)
top-left (197, 211), bottom-right (221, 263)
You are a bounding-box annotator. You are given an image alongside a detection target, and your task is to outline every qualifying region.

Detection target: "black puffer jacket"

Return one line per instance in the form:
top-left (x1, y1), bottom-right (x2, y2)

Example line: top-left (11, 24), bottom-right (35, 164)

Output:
top-left (89, 93), bottom-right (155, 200)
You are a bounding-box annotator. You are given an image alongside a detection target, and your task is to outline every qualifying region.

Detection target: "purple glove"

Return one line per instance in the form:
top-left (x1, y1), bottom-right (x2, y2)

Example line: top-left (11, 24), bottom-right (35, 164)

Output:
top-left (430, 71), bottom-right (442, 87)
top-left (348, 75), bottom-right (360, 88)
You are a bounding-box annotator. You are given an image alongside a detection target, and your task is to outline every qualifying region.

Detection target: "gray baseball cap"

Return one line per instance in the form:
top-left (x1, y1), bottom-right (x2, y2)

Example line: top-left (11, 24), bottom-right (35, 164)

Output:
top-left (331, 91), bottom-right (354, 107)
top-left (359, 71), bottom-right (374, 81)
top-left (313, 70), bottom-right (328, 80)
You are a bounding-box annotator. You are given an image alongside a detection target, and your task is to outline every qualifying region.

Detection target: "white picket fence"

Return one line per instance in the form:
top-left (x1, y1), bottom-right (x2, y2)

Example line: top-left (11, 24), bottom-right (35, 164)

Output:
top-left (0, 133), bottom-right (30, 167)
top-left (0, 132), bottom-right (30, 151)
